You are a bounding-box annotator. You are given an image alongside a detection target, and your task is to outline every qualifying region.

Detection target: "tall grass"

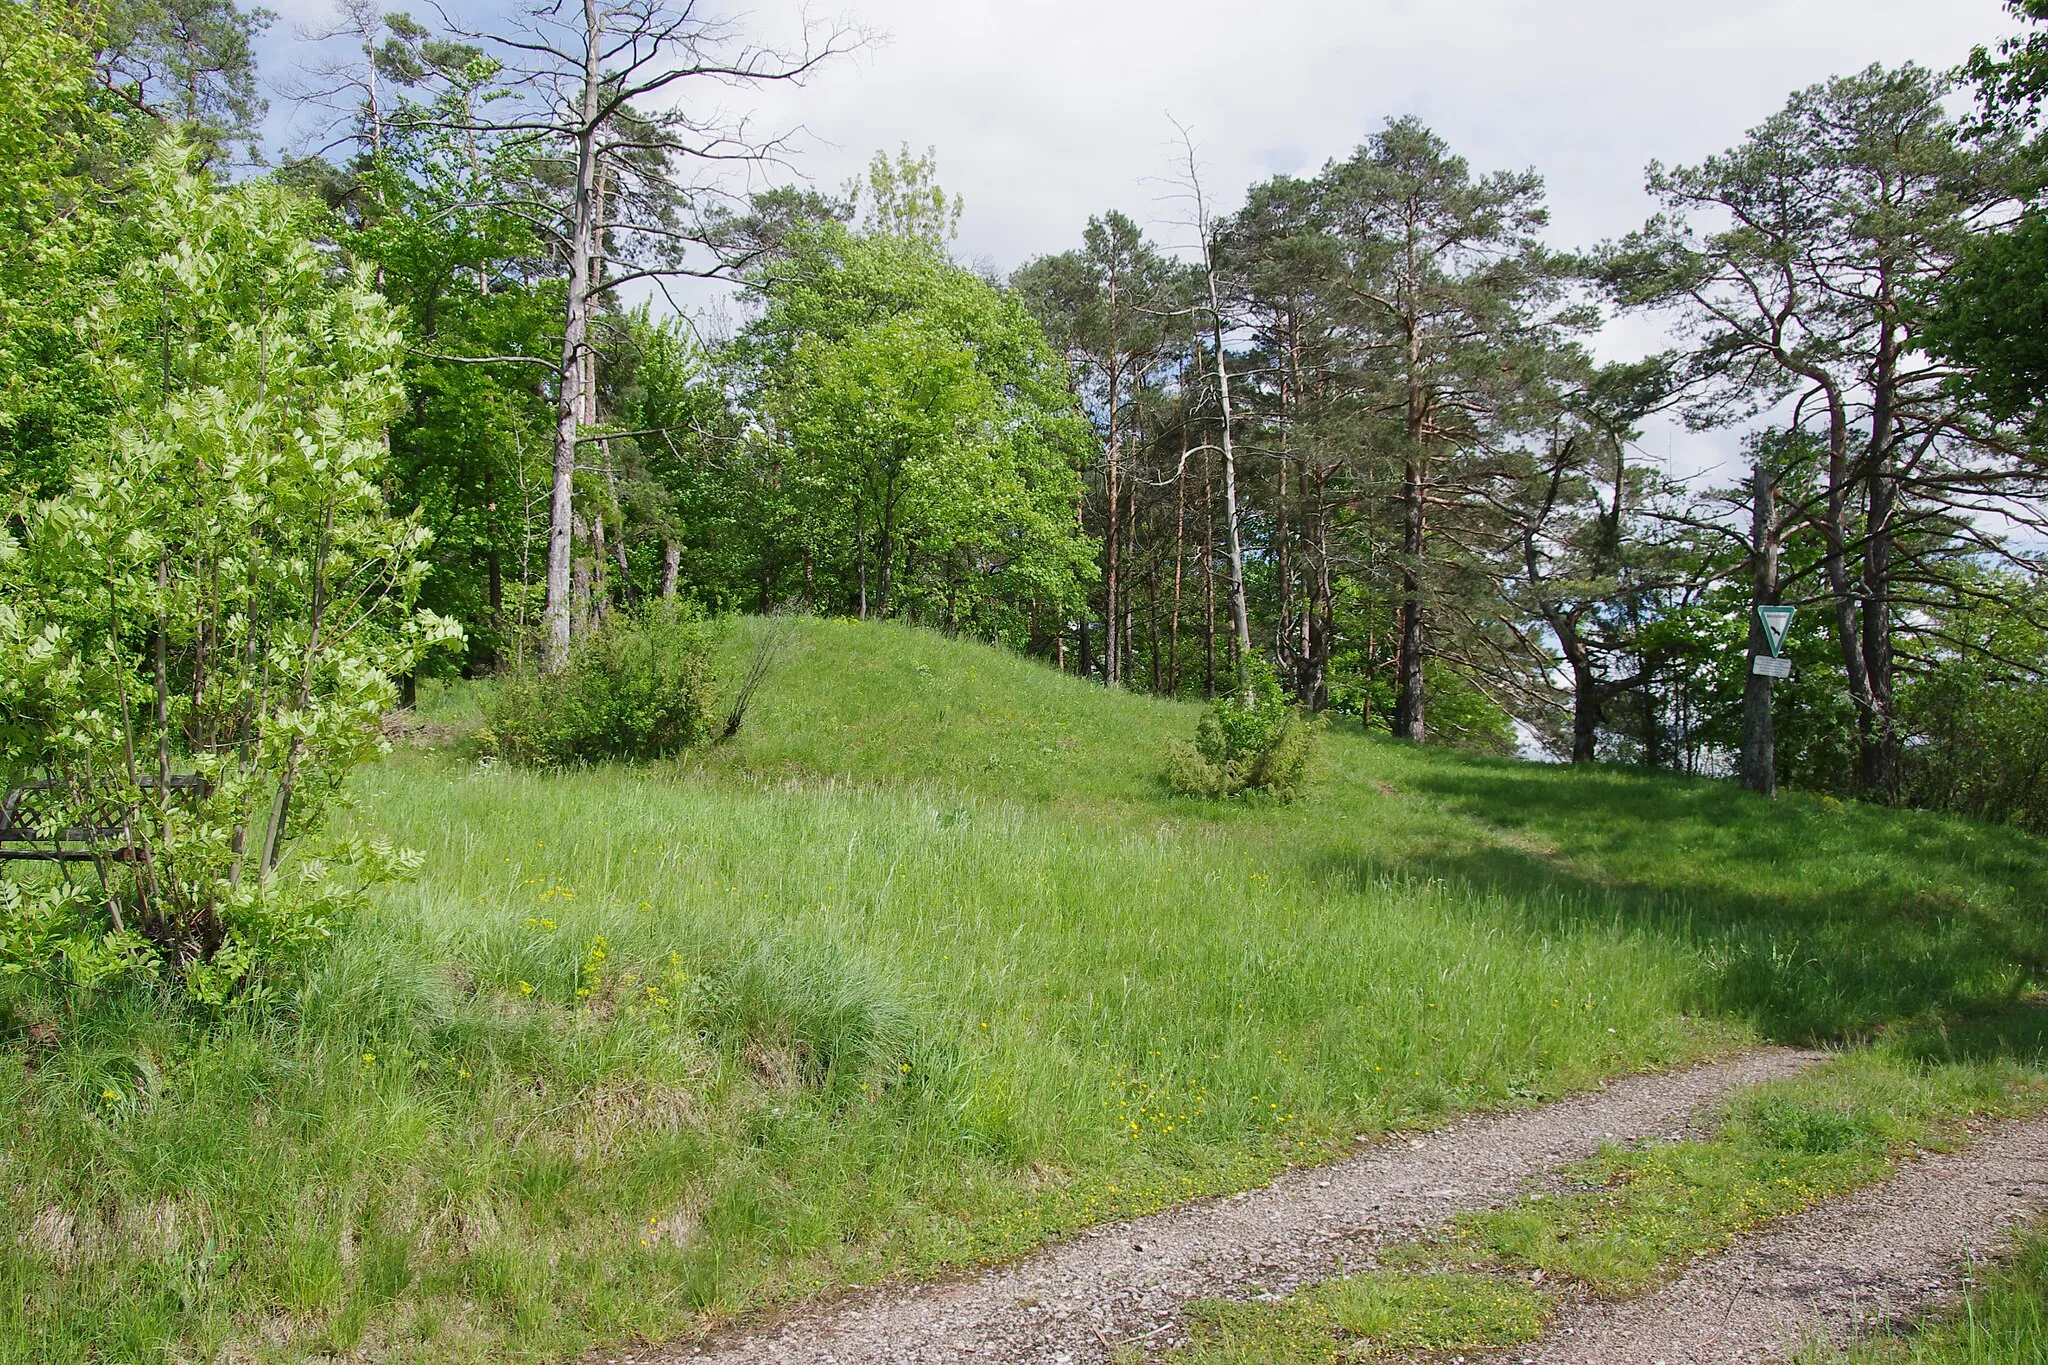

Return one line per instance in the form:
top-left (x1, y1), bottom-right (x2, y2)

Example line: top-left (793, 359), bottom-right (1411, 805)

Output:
top-left (2, 617), bottom-right (2045, 1362)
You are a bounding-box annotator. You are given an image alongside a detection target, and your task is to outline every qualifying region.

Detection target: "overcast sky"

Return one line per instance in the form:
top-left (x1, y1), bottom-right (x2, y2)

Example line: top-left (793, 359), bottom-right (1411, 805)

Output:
top-left (263, 0), bottom-right (2028, 479)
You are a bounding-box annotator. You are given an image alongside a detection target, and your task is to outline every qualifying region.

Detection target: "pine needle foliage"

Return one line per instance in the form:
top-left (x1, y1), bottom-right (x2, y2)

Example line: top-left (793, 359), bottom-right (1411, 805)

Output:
top-left (1167, 666), bottom-right (1322, 801)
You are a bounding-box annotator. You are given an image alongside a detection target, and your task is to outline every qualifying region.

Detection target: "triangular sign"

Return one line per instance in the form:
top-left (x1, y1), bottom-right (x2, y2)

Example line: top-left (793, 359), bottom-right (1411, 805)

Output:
top-left (1757, 605), bottom-right (1795, 658)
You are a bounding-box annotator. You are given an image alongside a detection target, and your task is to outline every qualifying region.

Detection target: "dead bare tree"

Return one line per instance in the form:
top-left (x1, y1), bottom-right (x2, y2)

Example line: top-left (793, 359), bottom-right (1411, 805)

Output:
top-left (1166, 118), bottom-right (1252, 692)
top-left (415, 0), bottom-right (858, 669)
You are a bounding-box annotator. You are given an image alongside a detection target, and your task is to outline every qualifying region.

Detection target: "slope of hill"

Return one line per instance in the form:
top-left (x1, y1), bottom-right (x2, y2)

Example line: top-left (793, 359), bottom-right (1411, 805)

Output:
top-left (5, 616), bottom-right (2044, 1364)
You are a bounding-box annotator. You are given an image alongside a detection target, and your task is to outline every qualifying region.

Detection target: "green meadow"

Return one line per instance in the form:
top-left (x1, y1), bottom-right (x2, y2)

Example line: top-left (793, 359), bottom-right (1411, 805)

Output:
top-left (4, 617), bottom-right (2046, 1363)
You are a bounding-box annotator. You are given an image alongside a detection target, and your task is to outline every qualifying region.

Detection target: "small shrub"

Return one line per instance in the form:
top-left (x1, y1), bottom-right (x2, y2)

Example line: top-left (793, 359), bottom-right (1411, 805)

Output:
top-left (485, 604), bottom-right (719, 765)
top-left (1168, 669), bottom-right (1322, 801)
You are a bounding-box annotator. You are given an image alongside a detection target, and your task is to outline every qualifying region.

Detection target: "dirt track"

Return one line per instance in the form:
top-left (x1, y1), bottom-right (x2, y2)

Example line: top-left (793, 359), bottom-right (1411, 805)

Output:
top-left (1525, 1110), bottom-right (2048, 1363)
top-left (605, 1048), bottom-right (1825, 1365)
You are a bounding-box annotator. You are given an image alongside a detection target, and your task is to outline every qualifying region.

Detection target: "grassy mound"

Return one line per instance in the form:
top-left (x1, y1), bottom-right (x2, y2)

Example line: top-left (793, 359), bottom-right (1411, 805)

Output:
top-left (4, 617), bottom-right (2046, 1363)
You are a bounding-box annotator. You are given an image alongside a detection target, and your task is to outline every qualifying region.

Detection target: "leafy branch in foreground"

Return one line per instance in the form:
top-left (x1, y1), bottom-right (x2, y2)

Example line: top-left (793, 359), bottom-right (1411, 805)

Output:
top-left (0, 146), bottom-right (459, 1001)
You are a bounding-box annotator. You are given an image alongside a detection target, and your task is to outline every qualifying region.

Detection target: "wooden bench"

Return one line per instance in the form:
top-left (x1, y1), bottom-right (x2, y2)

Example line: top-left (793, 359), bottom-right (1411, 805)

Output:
top-left (0, 774), bottom-right (211, 862)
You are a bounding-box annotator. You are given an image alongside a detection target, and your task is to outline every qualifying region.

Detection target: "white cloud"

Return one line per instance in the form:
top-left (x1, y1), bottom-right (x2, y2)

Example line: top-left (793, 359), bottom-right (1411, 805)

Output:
top-left (720, 0), bottom-right (2017, 265)
top-left (266, 0), bottom-right (2022, 260)
top-left (260, 0), bottom-right (2026, 479)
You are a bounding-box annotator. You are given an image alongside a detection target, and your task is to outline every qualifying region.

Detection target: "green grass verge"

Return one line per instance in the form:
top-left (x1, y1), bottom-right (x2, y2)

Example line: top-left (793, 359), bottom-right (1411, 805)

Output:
top-left (1156, 1272), bottom-right (1548, 1364)
top-left (4, 618), bottom-right (2047, 1363)
top-left (1155, 1053), bottom-right (2045, 1362)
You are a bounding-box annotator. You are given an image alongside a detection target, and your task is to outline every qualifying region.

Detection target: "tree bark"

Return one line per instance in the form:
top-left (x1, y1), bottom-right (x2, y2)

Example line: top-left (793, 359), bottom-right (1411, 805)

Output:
top-left (542, 0), bottom-right (606, 672)
top-left (1202, 449), bottom-right (1216, 699)
top-left (1104, 343), bottom-right (1122, 686)
top-left (877, 468), bottom-right (897, 619)
top-left (1393, 452), bottom-right (1427, 743)
top-left (1858, 283), bottom-right (1901, 800)
top-left (1212, 334), bottom-right (1251, 692)
top-left (1392, 285), bottom-right (1429, 743)
top-left (1741, 459), bottom-right (1780, 796)
top-left (1169, 423), bottom-right (1186, 696)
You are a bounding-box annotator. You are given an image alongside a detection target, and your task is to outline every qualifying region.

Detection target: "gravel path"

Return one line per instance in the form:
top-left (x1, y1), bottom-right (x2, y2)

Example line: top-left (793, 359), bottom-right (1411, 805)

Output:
top-left (1527, 1110), bottom-right (2048, 1364)
top-left (612, 1048), bottom-right (1824, 1365)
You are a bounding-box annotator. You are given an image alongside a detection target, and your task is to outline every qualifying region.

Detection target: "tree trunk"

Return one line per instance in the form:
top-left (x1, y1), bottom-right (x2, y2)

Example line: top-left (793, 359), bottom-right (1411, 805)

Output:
top-left (877, 466), bottom-right (897, 619)
top-left (1857, 273), bottom-right (1902, 801)
top-left (1306, 474), bottom-right (1332, 710)
top-left (1124, 486), bottom-right (1139, 685)
top-left (661, 541), bottom-right (680, 598)
top-left (1741, 460), bottom-right (1781, 796)
top-left (1147, 515), bottom-right (1162, 694)
top-left (1201, 449), bottom-right (1217, 699)
top-left (1276, 433), bottom-right (1292, 683)
top-left (1213, 336), bottom-right (1251, 692)
top-left (1104, 350), bottom-right (1121, 687)
top-left (1811, 377), bottom-right (1878, 790)
top-left (1861, 463), bottom-right (1897, 797)
top-left (541, 0), bottom-right (606, 673)
top-left (1169, 428), bottom-right (1186, 696)
top-left (1392, 306), bottom-right (1429, 742)
top-left (1393, 452), bottom-right (1427, 743)
top-left (571, 556), bottom-right (592, 639)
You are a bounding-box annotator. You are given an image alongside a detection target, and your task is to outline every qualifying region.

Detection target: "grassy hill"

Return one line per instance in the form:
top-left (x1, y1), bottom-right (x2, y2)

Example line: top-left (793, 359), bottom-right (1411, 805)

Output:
top-left (5, 617), bottom-right (2046, 1363)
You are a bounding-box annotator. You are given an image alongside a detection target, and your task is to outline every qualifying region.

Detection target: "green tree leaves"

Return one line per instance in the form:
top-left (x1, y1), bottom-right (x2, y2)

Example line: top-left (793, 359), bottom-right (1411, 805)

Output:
top-left (742, 225), bottom-right (1095, 641)
top-left (1, 148), bottom-right (457, 998)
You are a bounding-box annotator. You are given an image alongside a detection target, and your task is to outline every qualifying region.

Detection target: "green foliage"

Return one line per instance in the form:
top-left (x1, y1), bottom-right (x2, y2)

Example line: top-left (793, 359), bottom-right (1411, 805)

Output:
top-left (338, 66), bottom-right (561, 672)
top-left (1168, 667), bottom-right (1322, 800)
top-left (1417, 661), bottom-right (1518, 756)
top-left (733, 223), bottom-right (1097, 636)
top-left (1919, 209), bottom-right (2048, 431)
top-left (484, 603), bottom-right (719, 765)
top-left (0, 0), bottom-right (149, 503)
top-left (1894, 575), bottom-right (2048, 834)
top-left (95, 0), bottom-right (273, 161)
top-left (850, 143), bottom-right (963, 250)
top-left (0, 147), bottom-right (457, 999)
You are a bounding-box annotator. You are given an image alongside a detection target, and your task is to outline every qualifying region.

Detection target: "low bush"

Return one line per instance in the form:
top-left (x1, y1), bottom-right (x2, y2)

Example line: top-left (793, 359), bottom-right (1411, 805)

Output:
top-left (484, 604), bottom-right (720, 765)
top-left (1167, 669), bottom-right (1322, 801)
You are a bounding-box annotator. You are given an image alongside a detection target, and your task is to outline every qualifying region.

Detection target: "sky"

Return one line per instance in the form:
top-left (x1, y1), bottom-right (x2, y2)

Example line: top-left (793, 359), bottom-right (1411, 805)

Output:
top-left (261, 0), bottom-right (2029, 481)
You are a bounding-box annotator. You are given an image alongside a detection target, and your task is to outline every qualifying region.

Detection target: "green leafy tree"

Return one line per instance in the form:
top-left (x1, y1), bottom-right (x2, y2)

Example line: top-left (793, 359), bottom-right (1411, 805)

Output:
top-left (1318, 117), bottom-right (1567, 744)
top-left (1600, 63), bottom-right (2026, 800)
top-left (1014, 212), bottom-right (1190, 684)
top-left (739, 225), bottom-right (1096, 645)
top-left (0, 0), bottom-right (151, 504)
top-left (1925, 2), bottom-right (2048, 433)
top-left (93, 0), bottom-right (274, 162)
top-left (338, 55), bottom-right (561, 670)
top-left (851, 143), bottom-right (962, 252)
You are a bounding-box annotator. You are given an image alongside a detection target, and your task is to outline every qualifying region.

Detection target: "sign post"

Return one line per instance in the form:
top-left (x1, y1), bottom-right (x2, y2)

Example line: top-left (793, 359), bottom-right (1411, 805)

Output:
top-left (1751, 605), bottom-right (1795, 678)
top-left (1756, 606), bottom-right (1794, 657)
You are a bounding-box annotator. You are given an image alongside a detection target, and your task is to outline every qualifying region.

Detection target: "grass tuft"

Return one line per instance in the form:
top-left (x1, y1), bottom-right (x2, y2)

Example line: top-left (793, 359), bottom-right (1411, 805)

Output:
top-left (1164, 1271), bottom-right (1548, 1363)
